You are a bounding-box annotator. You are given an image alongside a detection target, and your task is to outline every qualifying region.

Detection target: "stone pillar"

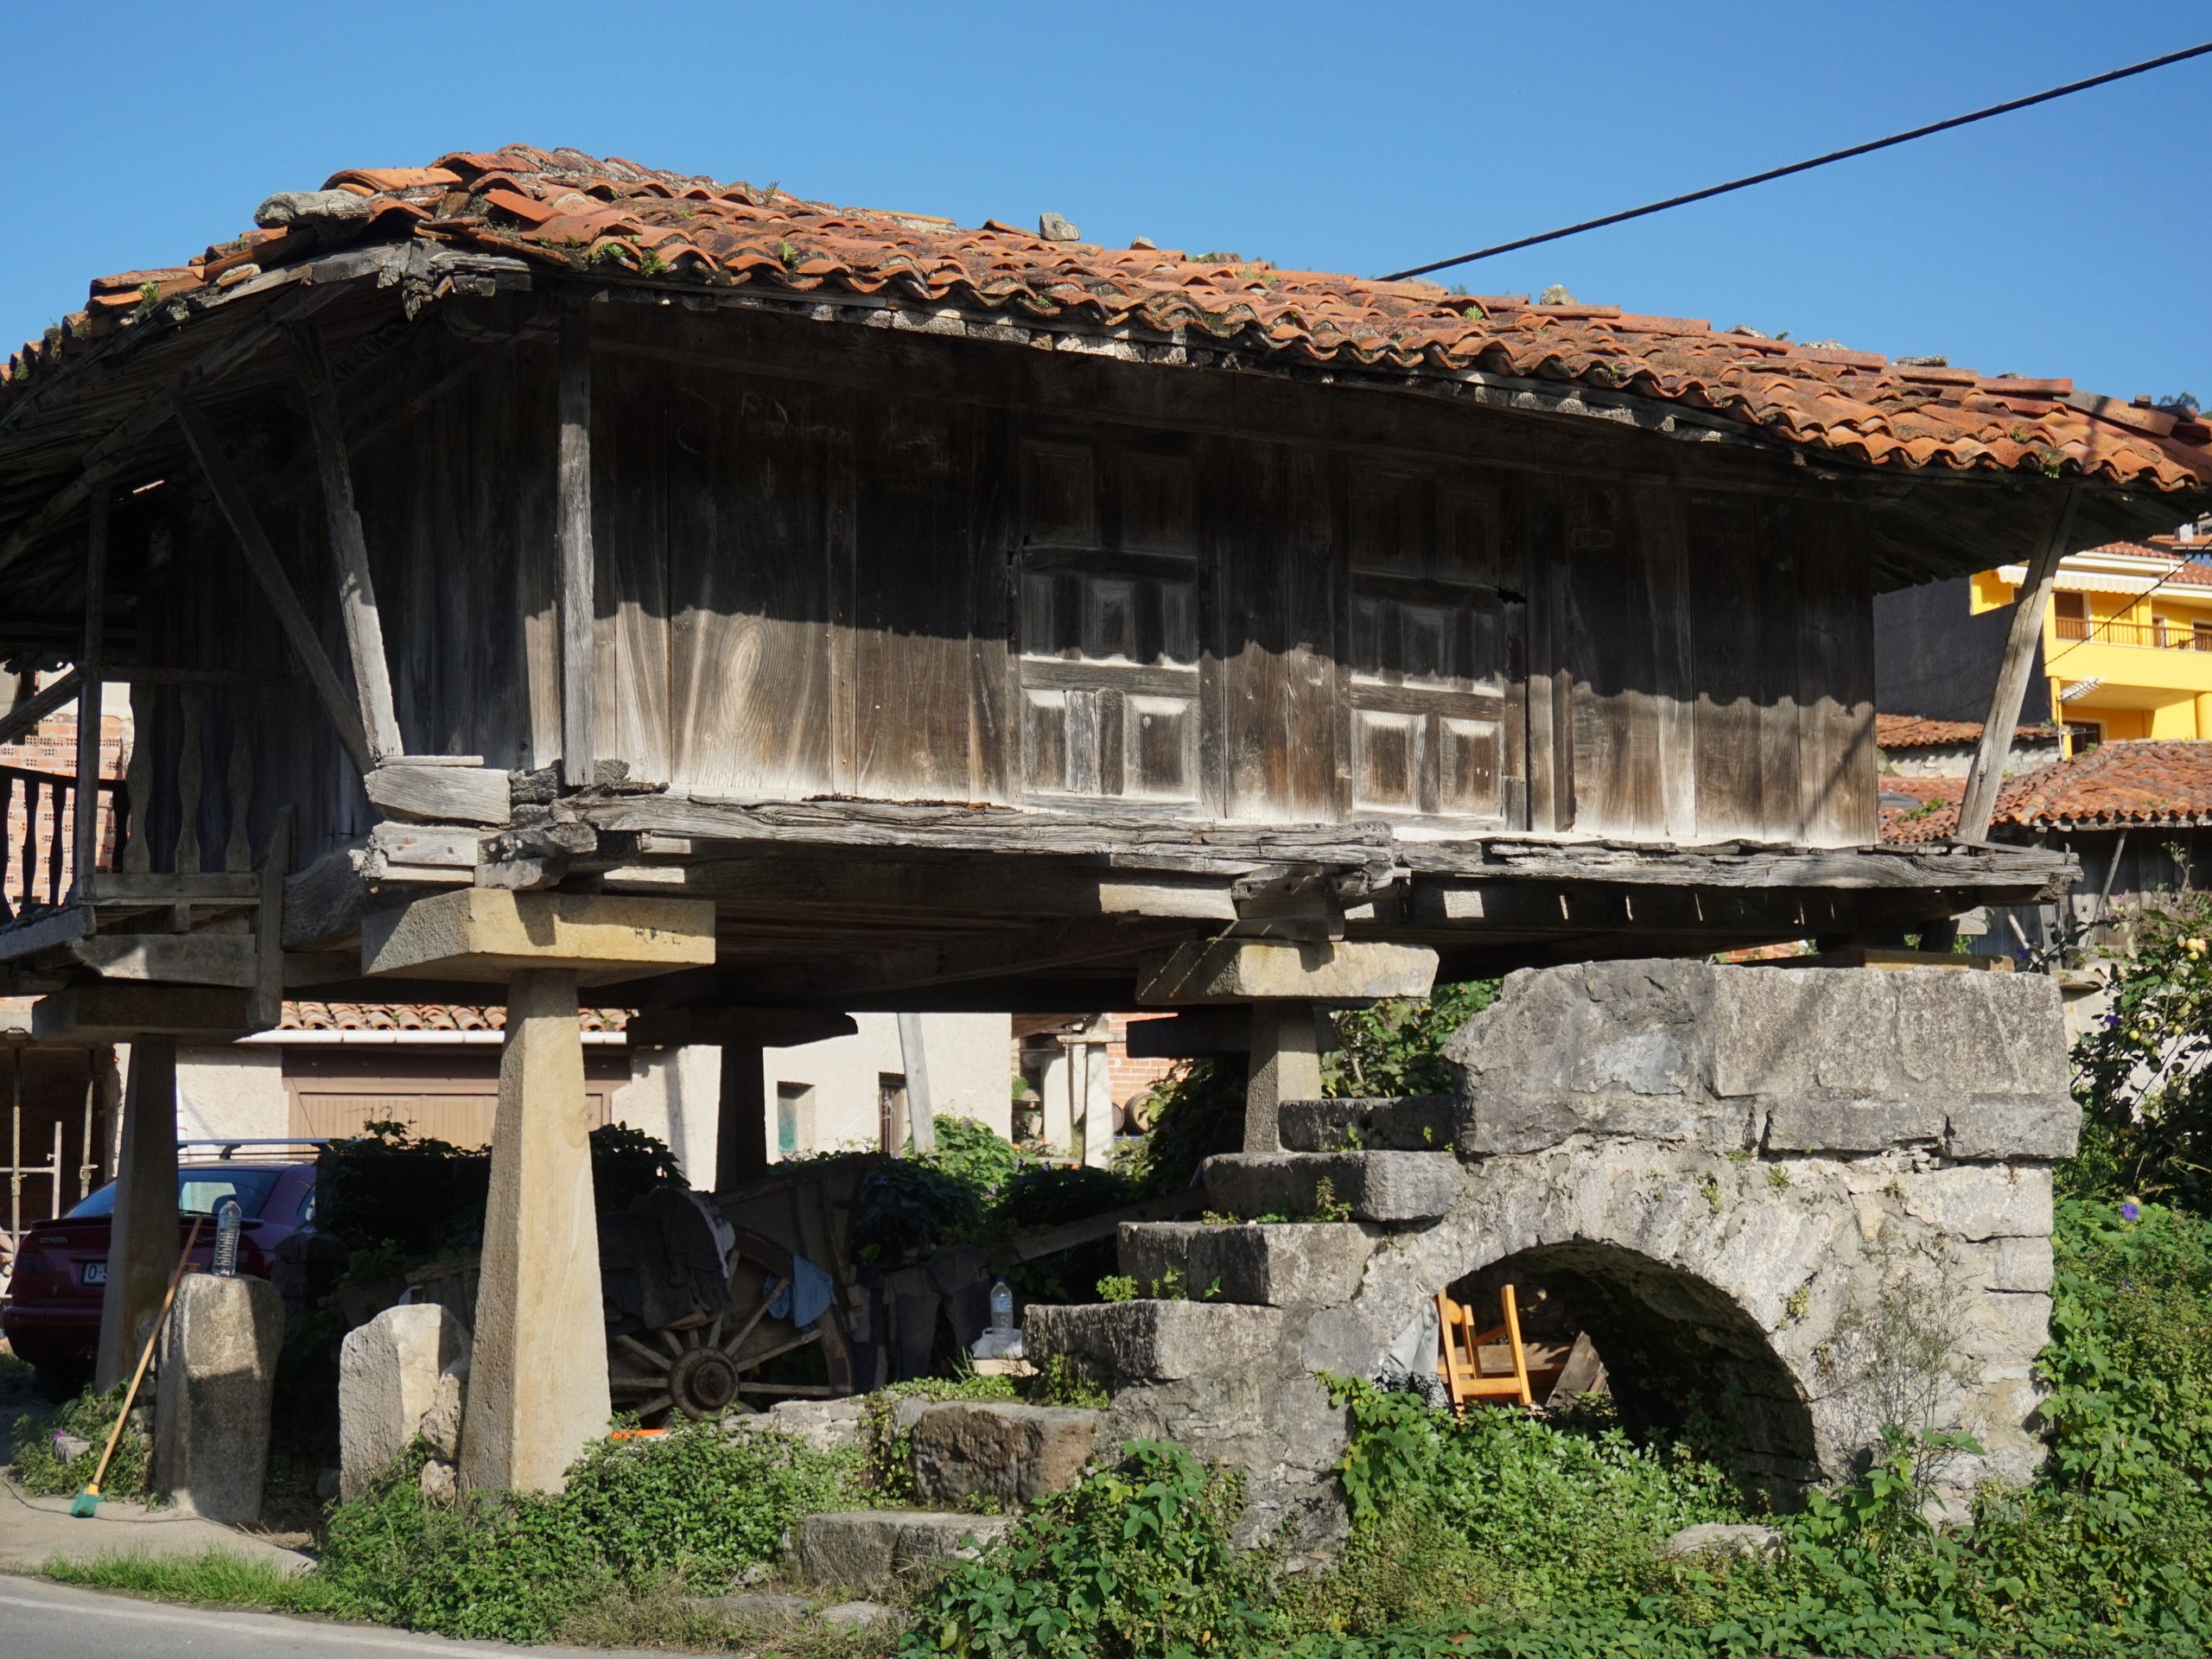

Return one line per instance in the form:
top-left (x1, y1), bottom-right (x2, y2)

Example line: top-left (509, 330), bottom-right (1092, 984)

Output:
top-left (341, 1302), bottom-right (471, 1500)
top-left (1244, 1002), bottom-right (1320, 1154)
top-left (152, 1271), bottom-right (283, 1522)
top-left (95, 1034), bottom-right (180, 1390)
top-left (715, 1038), bottom-right (768, 1192)
top-left (460, 968), bottom-right (612, 1492)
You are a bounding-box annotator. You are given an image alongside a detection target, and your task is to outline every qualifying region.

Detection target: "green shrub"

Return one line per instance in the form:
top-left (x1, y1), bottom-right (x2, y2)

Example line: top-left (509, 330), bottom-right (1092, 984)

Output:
top-left (1323, 981), bottom-right (1497, 1098)
top-left (1123, 1059), bottom-right (1243, 1199)
top-left (995, 1162), bottom-right (1134, 1304)
top-left (2070, 896), bottom-right (2212, 1213)
top-left (906, 1440), bottom-right (1272, 1659)
top-left (313, 1421), bottom-right (862, 1643)
top-left (925, 1116), bottom-right (1033, 1198)
top-left (10, 1383), bottom-right (149, 1500)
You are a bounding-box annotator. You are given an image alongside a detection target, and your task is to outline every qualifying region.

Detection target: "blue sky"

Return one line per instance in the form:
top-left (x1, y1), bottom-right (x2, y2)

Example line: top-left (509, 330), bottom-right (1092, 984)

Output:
top-left (4, 2), bottom-right (2208, 404)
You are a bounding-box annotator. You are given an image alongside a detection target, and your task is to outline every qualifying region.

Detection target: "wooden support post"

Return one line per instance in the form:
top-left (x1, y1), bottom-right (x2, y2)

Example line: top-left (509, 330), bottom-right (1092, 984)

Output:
top-left (461, 968), bottom-right (611, 1493)
top-left (897, 1013), bottom-right (937, 1156)
top-left (715, 1039), bottom-right (769, 1192)
top-left (249, 806), bottom-right (294, 1032)
top-left (292, 323), bottom-right (404, 766)
top-left (1959, 487), bottom-right (2081, 842)
top-left (557, 309), bottom-right (594, 790)
top-left (0, 668), bottom-right (81, 750)
top-left (170, 392), bottom-right (376, 777)
top-left (72, 488), bottom-right (107, 893)
top-left (1243, 1001), bottom-right (1320, 1154)
top-left (94, 1035), bottom-right (181, 1391)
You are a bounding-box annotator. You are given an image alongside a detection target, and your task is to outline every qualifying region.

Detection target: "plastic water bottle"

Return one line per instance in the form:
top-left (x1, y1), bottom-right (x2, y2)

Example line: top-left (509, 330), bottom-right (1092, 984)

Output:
top-left (212, 1198), bottom-right (243, 1278)
top-left (989, 1277), bottom-right (1015, 1333)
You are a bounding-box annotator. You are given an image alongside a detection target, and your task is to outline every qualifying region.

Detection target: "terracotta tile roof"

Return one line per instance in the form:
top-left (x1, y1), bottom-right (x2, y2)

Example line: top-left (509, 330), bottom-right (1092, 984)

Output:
top-left (278, 1001), bottom-right (630, 1033)
top-left (1876, 714), bottom-right (2059, 751)
top-left (2074, 540), bottom-right (2212, 585)
top-left (1880, 741), bottom-right (2212, 842)
top-left (8, 143), bottom-right (2211, 494)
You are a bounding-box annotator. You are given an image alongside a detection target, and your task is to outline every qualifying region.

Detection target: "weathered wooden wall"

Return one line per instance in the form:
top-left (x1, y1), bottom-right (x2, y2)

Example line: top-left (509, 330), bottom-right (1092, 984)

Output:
top-left (130, 302), bottom-right (1878, 868)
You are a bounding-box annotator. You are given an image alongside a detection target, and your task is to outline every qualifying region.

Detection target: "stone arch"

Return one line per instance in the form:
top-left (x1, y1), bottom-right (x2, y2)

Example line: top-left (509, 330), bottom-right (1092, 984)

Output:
top-left (1445, 1239), bottom-right (1820, 1488)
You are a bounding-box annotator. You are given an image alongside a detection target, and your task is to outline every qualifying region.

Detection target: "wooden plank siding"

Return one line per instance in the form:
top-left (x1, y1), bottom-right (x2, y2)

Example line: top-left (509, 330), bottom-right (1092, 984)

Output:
top-left (126, 308), bottom-right (1877, 871)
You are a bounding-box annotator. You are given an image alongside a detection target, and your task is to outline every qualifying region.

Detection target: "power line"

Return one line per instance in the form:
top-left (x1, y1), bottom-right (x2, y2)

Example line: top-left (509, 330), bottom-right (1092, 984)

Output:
top-left (1379, 40), bottom-right (2212, 283)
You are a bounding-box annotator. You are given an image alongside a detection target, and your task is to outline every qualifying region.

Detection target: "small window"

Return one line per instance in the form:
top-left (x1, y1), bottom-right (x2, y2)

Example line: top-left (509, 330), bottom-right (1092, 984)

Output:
top-left (2066, 721), bottom-right (2103, 753)
top-left (2052, 591), bottom-right (2088, 640)
top-left (775, 1084), bottom-right (815, 1159)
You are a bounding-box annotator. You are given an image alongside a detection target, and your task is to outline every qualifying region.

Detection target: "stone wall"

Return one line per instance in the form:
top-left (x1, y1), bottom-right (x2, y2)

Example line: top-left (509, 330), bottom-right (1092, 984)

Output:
top-left (1027, 961), bottom-right (2076, 1556)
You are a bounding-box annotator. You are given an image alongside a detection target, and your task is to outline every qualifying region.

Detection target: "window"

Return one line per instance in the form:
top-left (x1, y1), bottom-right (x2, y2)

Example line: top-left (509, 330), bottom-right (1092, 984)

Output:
top-left (2066, 721), bottom-right (2103, 754)
top-left (68, 1166), bottom-right (286, 1219)
top-left (2052, 591), bottom-right (2088, 640)
top-left (877, 1073), bottom-right (908, 1154)
top-left (775, 1084), bottom-right (815, 1158)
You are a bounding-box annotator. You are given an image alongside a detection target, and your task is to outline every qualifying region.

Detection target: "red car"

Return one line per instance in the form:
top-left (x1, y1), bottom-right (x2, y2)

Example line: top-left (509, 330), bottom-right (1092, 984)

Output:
top-left (3, 1158), bottom-right (317, 1402)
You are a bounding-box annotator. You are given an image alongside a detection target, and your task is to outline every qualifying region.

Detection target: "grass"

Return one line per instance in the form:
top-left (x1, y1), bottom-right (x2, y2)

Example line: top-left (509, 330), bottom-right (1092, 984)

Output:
top-left (41, 1548), bottom-right (341, 1615)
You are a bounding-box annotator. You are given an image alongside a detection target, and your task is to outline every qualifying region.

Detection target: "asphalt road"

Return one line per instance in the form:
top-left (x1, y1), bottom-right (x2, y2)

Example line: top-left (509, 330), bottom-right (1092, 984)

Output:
top-left (0, 1575), bottom-right (665, 1656)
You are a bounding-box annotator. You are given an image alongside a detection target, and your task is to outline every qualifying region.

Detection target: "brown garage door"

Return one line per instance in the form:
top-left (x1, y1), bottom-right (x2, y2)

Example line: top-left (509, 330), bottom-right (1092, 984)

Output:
top-left (283, 1048), bottom-right (629, 1148)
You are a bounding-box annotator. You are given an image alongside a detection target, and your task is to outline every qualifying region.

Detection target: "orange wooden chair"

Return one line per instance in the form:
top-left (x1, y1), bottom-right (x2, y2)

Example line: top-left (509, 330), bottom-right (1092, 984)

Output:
top-left (1434, 1284), bottom-right (1533, 1410)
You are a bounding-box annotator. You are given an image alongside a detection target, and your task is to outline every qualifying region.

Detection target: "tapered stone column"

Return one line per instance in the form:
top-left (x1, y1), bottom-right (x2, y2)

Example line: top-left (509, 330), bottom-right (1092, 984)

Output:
top-left (1244, 1003), bottom-right (1321, 1154)
top-left (95, 1034), bottom-right (181, 1390)
top-left (461, 968), bottom-right (610, 1492)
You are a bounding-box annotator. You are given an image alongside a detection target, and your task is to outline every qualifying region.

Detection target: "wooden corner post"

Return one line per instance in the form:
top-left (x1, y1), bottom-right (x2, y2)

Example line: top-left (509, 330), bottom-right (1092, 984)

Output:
top-left (558, 307), bottom-right (594, 790)
top-left (1958, 486), bottom-right (2081, 842)
top-left (72, 486), bottom-right (108, 891)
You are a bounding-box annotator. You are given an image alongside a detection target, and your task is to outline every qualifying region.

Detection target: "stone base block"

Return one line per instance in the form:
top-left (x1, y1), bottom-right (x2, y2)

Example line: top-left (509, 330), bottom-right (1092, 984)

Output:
top-left (909, 1402), bottom-right (1099, 1506)
top-left (1025, 1300), bottom-right (1283, 1383)
top-left (153, 1273), bottom-right (283, 1524)
top-left (1279, 1096), bottom-right (1454, 1153)
top-left (793, 1511), bottom-right (1014, 1596)
top-left (1120, 1222), bottom-right (1377, 1306)
top-left (1943, 1098), bottom-right (2081, 1161)
top-left (340, 1304), bottom-right (471, 1501)
top-left (1199, 1151), bottom-right (1461, 1223)
top-left (729, 1395), bottom-right (868, 1455)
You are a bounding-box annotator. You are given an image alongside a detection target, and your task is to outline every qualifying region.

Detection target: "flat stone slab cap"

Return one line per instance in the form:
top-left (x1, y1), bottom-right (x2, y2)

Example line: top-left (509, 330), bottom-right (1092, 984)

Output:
top-left (909, 1401), bottom-right (1100, 1505)
top-left (360, 887), bottom-right (716, 983)
top-left (1199, 1151), bottom-right (1462, 1223)
top-left (793, 1510), bottom-right (1013, 1595)
top-left (1135, 939), bottom-right (1437, 1005)
top-left (1662, 1522), bottom-right (1780, 1559)
top-left (1279, 1096), bottom-right (1454, 1152)
top-left (34, 983), bottom-right (252, 1041)
top-left (1023, 1299), bottom-right (1283, 1382)
top-left (1120, 1221), bottom-right (1376, 1306)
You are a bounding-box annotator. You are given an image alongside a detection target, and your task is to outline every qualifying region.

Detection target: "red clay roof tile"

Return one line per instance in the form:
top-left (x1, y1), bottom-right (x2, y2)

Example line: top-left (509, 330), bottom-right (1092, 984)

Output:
top-left (1876, 714), bottom-right (2060, 750)
top-left (1881, 740), bottom-right (2212, 842)
top-left (9, 143), bottom-right (2211, 497)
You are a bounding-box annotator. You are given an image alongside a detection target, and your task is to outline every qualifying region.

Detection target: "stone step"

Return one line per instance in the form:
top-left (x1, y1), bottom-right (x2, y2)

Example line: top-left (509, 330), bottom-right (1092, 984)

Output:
top-left (1024, 1299), bottom-right (1283, 1384)
top-left (1199, 1150), bottom-right (1462, 1223)
top-left (909, 1401), bottom-right (1100, 1506)
top-left (1119, 1220), bottom-right (1376, 1306)
top-left (792, 1510), bottom-right (1014, 1597)
top-left (1279, 1095), bottom-right (1454, 1153)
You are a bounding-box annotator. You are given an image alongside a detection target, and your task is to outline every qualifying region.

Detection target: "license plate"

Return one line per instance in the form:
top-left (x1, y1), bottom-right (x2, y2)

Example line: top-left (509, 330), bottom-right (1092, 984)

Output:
top-left (80, 1262), bottom-right (106, 1286)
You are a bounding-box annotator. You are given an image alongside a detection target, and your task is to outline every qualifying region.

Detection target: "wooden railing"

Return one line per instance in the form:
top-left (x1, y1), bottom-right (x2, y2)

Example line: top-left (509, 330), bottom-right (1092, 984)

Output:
top-left (2056, 615), bottom-right (2212, 652)
top-left (0, 766), bottom-right (128, 923)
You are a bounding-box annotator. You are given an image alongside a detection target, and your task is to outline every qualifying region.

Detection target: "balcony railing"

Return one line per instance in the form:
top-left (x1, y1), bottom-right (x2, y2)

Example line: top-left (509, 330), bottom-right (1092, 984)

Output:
top-left (2055, 615), bottom-right (2212, 652)
top-left (0, 766), bottom-right (129, 924)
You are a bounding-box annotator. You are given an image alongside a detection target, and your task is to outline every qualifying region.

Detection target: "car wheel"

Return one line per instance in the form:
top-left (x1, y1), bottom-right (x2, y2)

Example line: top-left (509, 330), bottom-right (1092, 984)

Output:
top-left (33, 1357), bottom-right (91, 1405)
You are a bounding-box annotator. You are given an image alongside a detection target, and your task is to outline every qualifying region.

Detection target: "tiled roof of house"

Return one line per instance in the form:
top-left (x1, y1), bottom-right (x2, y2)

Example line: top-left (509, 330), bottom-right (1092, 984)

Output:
top-left (1876, 714), bottom-right (2059, 751)
top-left (1881, 741), bottom-right (2212, 842)
top-left (8, 143), bottom-right (2212, 493)
top-left (279, 1001), bottom-right (630, 1033)
top-left (2073, 540), bottom-right (2212, 585)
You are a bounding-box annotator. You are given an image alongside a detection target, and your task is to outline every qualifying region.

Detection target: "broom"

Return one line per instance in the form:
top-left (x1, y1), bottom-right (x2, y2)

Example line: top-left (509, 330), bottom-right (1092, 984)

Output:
top-left (71, 1212), bottom-right (204, 1517)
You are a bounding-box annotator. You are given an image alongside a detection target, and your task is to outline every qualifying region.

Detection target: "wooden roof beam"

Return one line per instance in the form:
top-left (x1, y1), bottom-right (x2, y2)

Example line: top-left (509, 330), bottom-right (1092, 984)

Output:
top-left (1959, 486), bottom-right (2081, 842)
top-left (290, 323), bottom-right (404, 766)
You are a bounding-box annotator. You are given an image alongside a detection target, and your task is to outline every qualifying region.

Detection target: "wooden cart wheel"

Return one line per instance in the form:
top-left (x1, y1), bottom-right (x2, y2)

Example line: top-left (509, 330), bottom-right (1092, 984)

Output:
top-left (609, 1224), bottom-right (854, 1423)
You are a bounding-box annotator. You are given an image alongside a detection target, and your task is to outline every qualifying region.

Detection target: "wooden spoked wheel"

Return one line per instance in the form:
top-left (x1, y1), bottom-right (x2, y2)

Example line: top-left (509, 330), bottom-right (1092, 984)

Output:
top-left (608, 1224), bottom-right (854, 1423)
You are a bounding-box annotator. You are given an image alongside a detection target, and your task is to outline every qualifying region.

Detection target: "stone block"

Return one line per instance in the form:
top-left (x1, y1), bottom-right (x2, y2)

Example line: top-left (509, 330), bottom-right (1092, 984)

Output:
top-left (1024, 1300), bottom-right (1283, 1382)
top-left (340, 1303), bottom-right (471, 1501)
top-left (1662, 1522), bottom-right (1779, 1559)
top-left (361, 887), bottom-right (716, 984)
top-left (729, 1395), bottom-right (868, 1455)
top-left (35, 983), bottom-right (253, 1042)
top-left (1120, 1222), bottom-right (1377, 1306)
top-left (909, 1402), bottom-right (1099, 1505)
top-left (793, 1510), bottom-right (1013, 1595)
top-left (152, 1273), bottom-right (283, 1524)
top-left (1278, 1096), bottom-right (1454, 1153)
top-left (1764, 1099), bottom-right (1944, 1154)
top-left (1943, 1097), bottom-right (2081, 1162)
top-left (1136, 939), bottom-right (1438, 1004)
top-left (1200, 1151), bottom-right (1460, 1223)
top-left (1982, 1236), bottom-right (2055, 1294)
top-left (1901, 1166), bottom-right (2052, 1242)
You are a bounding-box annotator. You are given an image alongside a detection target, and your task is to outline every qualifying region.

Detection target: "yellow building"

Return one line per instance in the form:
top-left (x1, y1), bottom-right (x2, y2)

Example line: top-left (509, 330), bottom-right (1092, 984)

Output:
top-left (1975, 529), bottom-right (2212, 747)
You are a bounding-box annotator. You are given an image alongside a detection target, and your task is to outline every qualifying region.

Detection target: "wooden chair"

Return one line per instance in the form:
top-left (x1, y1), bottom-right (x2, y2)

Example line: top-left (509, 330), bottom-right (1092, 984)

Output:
top-left (1434, 1284), bottom-right (1533, 1410)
